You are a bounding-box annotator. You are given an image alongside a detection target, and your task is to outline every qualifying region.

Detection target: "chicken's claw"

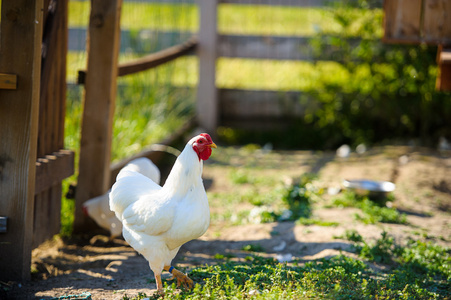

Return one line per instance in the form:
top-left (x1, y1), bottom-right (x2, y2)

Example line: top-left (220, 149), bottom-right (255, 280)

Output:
top-left (168, 268), bottom-right (194, 289)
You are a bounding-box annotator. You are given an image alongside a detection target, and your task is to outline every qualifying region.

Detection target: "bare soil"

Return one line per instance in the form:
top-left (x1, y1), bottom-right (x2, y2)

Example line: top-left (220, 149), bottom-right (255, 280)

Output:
top-left (4, 146), bottom-right (451, 300)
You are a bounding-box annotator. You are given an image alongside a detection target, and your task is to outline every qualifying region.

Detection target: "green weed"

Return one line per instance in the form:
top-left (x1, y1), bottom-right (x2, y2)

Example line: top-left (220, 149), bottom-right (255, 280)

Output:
top-left (333, 191), bottom-right (407, 224)
top-left (280, 174), bottom-right (321, 221)
top-left (121, 246), bottom-right (449, 299)
top-left (241, 244), bottom-right (265, 253)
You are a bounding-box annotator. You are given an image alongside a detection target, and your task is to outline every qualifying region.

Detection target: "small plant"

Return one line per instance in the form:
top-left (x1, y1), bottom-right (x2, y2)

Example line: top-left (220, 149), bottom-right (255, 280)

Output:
top-left (334, 229), bottom-right (364, 243)
top-left (333, 191), bottom-right (407, 224)
top-left (241, 244), bottom-right (265, 253)
top-left (357, 231), bottom-right (396, 264)
top-left (280, 173), bottom-right (321, 221)
top-left (355, 198), bottom-right (407, 224)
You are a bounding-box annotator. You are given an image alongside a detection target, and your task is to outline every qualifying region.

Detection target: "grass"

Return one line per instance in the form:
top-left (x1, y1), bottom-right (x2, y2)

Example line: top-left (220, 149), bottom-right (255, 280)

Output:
top-left (332, 191), bottom-right (408, 224)
top-left (120, 233), bottom-right (450, 299)
top-left (69, 2), bottom-right (383, 36)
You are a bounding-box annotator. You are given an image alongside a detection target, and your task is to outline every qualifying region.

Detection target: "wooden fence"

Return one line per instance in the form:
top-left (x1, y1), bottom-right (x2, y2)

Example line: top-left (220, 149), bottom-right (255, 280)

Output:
top-left (0, 0), bottom-right (74, 281)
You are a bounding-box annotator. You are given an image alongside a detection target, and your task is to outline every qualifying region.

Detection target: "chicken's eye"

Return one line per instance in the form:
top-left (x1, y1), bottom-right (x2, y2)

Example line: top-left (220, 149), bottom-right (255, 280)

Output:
top-left (198, 140), bottom-right (203, 144)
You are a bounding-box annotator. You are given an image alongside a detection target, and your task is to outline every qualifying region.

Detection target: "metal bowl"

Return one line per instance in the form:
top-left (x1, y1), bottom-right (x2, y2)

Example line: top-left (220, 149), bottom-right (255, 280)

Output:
top-left (342, 179), bottom-right (395, 200)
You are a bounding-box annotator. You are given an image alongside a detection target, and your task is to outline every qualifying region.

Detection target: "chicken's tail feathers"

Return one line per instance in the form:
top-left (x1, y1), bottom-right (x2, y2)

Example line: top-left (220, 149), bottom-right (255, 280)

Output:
top-left (109, 169), bottom-right (161, 220)
top-left (121, 157), bottom-right (161, 184)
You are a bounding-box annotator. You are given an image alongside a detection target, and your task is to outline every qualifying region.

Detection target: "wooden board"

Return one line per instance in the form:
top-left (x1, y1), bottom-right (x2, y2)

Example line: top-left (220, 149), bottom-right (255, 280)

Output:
top-left (33, 0), bottom-right (71, 249)
top-left (423, 0), bottom-right (451, 44)
top-left (436, 46), bottom-right (451, 91)
top-left (0, 73), bottom-right (17, 89)
top-left (197, 0), bottom-right (218, 134)
top-left (0, 0), bottom-right (44, 281)
top-left (219, 88), bottom-right (311, 129)
top-left (35, 150), bottom-right (75, 195)
top-left (383, 0), bottom-right (422, 43)
top-left (74, 0), bottom-right (123, 233)
top-left (78, 37), bottom-right (197, 83)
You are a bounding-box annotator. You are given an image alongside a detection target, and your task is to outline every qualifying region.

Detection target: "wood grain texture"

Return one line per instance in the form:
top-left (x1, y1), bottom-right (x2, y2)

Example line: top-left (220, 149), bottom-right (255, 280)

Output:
top-left (0, 73), bottom-right (17, 89)
top-left (34, 0), bottom-right (70, 249)
top-left (383, 0), bottom-right (422, 43)
top-left (74, 0), bottom-right (123, 232)
top-left (0, 0), bottom-right (44, 281)
top-left (423, 0), bottom-right (451, 44)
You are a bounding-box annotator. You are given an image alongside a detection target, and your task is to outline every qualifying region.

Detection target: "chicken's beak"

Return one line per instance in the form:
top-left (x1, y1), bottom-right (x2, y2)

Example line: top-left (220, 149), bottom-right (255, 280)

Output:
top-left (209, 142), bottom-right (217, 149)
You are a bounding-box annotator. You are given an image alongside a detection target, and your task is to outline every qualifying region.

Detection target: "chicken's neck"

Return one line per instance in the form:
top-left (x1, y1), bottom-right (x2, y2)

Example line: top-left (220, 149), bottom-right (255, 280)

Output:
top-left (162, 144), bottom-right (203, 196)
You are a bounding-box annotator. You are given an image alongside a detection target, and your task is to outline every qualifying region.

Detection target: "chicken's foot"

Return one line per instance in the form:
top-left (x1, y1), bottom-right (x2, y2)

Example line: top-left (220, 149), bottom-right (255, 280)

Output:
top-left (164, 266), bottom-right (194, 289)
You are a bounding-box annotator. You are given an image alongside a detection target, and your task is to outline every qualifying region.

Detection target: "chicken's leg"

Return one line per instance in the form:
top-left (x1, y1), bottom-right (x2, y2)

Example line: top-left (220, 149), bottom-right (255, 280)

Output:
top-left (155, 273), bottom-right (164, 294)
top-left (164, 266), bottom-right (194, 289)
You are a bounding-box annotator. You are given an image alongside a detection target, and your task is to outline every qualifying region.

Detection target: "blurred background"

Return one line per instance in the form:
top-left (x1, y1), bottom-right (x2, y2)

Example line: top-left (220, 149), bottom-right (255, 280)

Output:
top-left (66, 0), bottom-right (451, 163)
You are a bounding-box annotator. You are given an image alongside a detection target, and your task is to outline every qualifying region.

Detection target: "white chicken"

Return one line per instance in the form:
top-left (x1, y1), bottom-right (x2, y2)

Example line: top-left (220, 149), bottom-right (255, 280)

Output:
top-left (109, 133), bottom-right (217, 293)
top-left (82, 157), bottom-right (161, 239)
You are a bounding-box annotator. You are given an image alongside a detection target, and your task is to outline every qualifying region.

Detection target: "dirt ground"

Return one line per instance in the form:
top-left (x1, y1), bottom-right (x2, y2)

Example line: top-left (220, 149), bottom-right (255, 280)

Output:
top-left (3, 146), bottom-right (451, 300)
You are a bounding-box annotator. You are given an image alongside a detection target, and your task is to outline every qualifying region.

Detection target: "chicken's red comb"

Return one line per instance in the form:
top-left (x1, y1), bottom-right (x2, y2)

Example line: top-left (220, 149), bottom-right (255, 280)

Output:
top-left (200, 133), bottom-right (213, 143)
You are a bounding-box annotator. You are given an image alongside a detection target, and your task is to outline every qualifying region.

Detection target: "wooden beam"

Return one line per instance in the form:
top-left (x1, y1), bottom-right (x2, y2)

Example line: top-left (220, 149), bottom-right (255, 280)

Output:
top-left (0, 73), bottom-right (17, 89)
top-left (423, 0), bottom-right (451, 44)
top-left (35, 150), bottom-right (74, 195)
top-left (77, 37), bottom-right (197, 84)
top-left (436, 46), bottom-right (451, 91)
top-left (0, 0), bottom-right (44, 281)
top-left (383, 0), bottom-right (422, 44)
top-left (74, 0), bottom-right (123, 233)
top-left (197, 0), bottom-right (218, 134)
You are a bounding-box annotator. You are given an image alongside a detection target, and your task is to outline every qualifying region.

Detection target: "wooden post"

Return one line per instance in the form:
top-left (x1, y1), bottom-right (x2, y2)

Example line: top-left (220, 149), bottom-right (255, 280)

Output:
top-left (0, 0), bottom-right (44, 281)
top-left (197, 0), bottom-right (218, 134)
top-left (74, 0), bottom-right (123, 232)
top-left (436, 46), bottom-right (451, 91)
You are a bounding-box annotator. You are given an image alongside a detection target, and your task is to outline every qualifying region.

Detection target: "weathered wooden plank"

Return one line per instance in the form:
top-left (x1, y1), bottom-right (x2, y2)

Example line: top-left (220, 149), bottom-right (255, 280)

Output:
top-left (219, 89), bottom-right (312, 129)
top-left (436, 46), bottom-right (451, 91)
top-left (74, 0), bottom-right (123, 233)
top-left (35, 150), bottom-right (75, 195)
top-left (219, 88), bottom-right (306, 118)
top-left (77, 37), bottom-right (197, 84)
top-left (219, 35), bottom-right (312, 60)
top-left (0, 73), bottom-right (17, 89)
top-left (33, 184), bottom-right (62, 248)
top-left (423, 0), bottom-right (451, 44)
top-left (119, 37), bottom-right (196, 76)
top-left (197, 0), bottom-right (218, 134)
top-left (383, 0), bottom-right (422, 43)
top-left (0, 0), bottom-right (44, 281)
top-left (33, 0), bottom-right (69, 249)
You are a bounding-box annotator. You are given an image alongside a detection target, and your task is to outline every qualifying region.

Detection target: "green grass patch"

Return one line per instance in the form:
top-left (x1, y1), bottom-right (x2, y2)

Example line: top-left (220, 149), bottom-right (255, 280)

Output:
top-left (332, 191), bottom-right (407, 224)
top-left (121, 246), bottom-right (450, 299)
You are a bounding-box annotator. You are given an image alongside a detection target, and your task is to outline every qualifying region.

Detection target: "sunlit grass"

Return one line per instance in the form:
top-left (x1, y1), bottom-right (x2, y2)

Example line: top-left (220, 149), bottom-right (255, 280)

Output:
top-left (69, 2), bottom-right (198, 31)
top-left (68, 1), bottom-right (382, 36)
